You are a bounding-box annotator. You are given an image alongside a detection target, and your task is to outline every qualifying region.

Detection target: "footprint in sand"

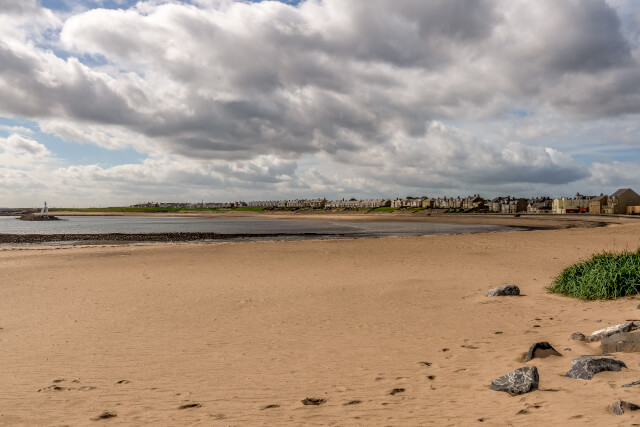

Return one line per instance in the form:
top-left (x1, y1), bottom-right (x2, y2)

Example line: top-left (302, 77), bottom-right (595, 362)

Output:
top-left (301, 398), bottom-right (326, 406)
top-left (418, 361), bottom-right (432, 366)
top-left (261, 404), bottom-right (280, 410)
top-left (389, 388), bottom-right (405, 396)
top-left (91, 411), bottom-right (117, 421)
top-left (115, 380), bottom-right (130, 385)
top-left (178, 403), bottom-right (202, 410)
top-left (38, 384), bottom-right (69, 392)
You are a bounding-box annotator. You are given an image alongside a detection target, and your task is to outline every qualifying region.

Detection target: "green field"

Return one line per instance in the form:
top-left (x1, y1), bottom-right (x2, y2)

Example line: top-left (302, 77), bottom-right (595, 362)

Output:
top-left (53, 206), bottom-right (228, 213)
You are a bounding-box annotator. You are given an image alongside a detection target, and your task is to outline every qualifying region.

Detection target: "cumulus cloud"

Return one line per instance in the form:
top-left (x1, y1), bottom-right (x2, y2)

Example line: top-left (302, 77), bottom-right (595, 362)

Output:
top-left (0, 134), bottom-right (50, 158)
top-left (0, 0), bottom-right (639, 204)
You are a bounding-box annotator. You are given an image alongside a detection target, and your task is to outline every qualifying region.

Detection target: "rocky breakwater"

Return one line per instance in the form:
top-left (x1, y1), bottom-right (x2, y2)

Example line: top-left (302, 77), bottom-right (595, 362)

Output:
top-left (18, 214), bottom-right (60, 221)
top-left (0, 231), bottom-right (332, 244)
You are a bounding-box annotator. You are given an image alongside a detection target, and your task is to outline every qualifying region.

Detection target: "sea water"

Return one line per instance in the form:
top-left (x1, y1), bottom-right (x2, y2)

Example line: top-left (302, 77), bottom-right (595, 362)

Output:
top-left (0, 215), bottom-right (519, 239)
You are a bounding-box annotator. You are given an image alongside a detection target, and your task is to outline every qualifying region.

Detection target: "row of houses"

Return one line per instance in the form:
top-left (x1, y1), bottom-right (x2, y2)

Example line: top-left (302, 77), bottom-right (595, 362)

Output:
top-left (132, 188), bottom-right (640, 215)
top-left (548, 188), bottom-right (640, 214)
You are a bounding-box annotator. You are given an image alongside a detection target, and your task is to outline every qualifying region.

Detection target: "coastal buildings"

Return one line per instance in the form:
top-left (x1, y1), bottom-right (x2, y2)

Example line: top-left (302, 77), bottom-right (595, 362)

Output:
top-left (131, 187), bottom-right (640, 215)
top-left (552, 193), bottom-right (590, 214)
top-left (589, 195), bottom-right (608, 214)
top-left (603, 188), bottom-right (640, 214)
top-left (326, 199), bottom-right (390, 209)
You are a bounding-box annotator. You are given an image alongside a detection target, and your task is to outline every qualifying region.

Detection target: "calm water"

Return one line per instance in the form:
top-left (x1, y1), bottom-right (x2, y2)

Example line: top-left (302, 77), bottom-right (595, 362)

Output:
top-left (0, 215), bottom-right (520, 241)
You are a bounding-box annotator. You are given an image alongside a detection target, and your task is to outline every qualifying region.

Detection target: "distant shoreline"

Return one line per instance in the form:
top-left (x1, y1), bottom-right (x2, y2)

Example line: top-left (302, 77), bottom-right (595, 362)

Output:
top-left (0, 212), bottom-right (621, 246)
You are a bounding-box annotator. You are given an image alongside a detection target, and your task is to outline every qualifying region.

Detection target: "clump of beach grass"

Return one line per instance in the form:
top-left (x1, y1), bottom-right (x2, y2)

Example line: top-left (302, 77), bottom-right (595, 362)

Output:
top-left (547, 249), bottom-right (640, 300)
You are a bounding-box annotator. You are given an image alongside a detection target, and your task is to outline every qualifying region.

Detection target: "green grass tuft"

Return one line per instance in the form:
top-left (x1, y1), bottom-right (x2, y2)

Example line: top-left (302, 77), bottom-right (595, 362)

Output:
top-left (232, 206), bottom-right (267, 211)
top-left (369, 207), bottom-right (397, 212)
top-left (547, 249), bottom-right (640, 300)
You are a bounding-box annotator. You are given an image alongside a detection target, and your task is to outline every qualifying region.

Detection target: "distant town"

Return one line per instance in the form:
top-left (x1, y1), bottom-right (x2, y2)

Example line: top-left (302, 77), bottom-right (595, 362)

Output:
top-left (128, 187), bottom-right (640, 215)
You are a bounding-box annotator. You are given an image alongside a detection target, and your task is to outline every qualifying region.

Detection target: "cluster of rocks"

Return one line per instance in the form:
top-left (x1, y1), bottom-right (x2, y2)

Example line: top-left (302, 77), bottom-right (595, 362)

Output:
top-left (18, 214), bottom-right (60, 221)
top-left (487, 284), bottom-right (640, 415)
top-left (0, 231), bottom-right (332, 244)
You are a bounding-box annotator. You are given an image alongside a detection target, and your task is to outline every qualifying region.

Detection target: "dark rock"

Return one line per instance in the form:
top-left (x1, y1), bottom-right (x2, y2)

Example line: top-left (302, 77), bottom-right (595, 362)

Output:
top-left (588, 322), bottom-right (640, 342)
top-left (490, 366), bottom-right (539, 395)
top-left (344, 400), bottom-right (361, 406)
top-left (565, 356), bottom-right (627, 380)
top-left (570, 332), bottom-right (585, 341)
top-left (301, 398), bottom-right (326, 406)
top-left (487, 285), bottom-right (520, 297)
top-left (621, 379), bottom-right (640, 388)
top-left (526, 342), bottom-right (561, 362)
top-left (389, 388), bottom-right (405, 395)
top-left (601, 331), bottom-right (640, 353)
top-left (637, 304), bottom-right (640, 309)
top-left (610, 400), bottom-right (640, 415)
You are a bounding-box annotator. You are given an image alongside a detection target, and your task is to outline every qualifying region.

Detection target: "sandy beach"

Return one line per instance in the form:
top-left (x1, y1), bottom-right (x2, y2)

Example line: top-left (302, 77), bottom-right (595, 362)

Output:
top-left (2, 217), bottom-right (640, 425)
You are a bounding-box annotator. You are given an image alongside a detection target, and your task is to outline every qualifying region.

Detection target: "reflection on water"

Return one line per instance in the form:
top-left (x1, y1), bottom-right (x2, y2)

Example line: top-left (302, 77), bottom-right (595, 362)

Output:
top-left (0, 215), bottom-right (519, 239)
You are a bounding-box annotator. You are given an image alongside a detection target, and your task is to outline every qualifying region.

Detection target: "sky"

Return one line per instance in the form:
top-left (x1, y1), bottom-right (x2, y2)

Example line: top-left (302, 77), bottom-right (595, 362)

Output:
top-left (1, 0), bottom-right (640, 207)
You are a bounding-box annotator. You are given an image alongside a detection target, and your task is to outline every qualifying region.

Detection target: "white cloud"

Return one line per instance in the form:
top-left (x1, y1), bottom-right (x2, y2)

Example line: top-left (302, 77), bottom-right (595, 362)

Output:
top-left (0, 0), bottom-right (639, 205)
top-left (0, 134), bottom-right (52, 164)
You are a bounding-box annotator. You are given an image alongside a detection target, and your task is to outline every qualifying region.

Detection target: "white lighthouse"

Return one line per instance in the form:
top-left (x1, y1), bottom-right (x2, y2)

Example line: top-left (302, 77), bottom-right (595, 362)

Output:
top-left (41, 201), bottom-right (48, 215)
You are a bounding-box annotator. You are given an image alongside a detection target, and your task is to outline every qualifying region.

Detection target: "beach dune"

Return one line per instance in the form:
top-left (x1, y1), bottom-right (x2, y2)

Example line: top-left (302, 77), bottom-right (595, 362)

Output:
top-left (2, 220), bottom-right (640, 425)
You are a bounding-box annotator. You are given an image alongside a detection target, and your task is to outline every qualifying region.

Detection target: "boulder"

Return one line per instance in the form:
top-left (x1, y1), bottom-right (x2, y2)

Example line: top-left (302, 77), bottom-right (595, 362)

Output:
top-left (610, 400), bottom-right (640, 415)
top-left (487, 285), bottom-right (520, 297)
top-left (588, 322), bottom-right (640, 342)
top-left (570, 332), bottom-right (586, 341)
top-left (525, 342), bottom-right (561, 362)
top-left (565, 356), bottom-right (627, 380)
top-left (601, 332), bottom-right (640, 353)
top-left (490, 366), bottom-right (539, 395)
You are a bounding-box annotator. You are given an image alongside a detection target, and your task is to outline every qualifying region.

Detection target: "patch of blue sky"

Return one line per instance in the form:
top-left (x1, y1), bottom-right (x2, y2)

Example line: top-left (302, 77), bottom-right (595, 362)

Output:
top-left (509, 108), bottom-right (532, 118)
top-left (41, 0), bottom-right (139, 12)
top-left (42, 0), bottom-right (304, 12)
top-left (0, 116), bottom-right (38, 136)
top-left (574, 147), bottom-right (640, 164)
top-left (0, 116), bottom-right (145, 168)
top-left (247, 0), bottom-right (304, 4)
top-left (39, 132), bottom-right (147, 168)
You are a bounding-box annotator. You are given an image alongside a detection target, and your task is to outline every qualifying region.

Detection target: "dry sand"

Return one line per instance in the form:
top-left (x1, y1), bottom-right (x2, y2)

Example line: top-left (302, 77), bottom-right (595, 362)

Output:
top-left (2, 217), bottom-right (640, 425)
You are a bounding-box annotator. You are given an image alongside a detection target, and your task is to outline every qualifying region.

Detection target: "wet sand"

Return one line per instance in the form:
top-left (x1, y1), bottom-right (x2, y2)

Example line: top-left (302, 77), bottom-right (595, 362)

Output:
top-left (2, 218), bottom-right (640, 425)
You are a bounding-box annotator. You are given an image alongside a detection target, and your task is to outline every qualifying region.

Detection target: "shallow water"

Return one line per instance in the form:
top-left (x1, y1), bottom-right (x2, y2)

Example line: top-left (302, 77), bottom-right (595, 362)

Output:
top-left (0, 215), bottom-right (520, 239)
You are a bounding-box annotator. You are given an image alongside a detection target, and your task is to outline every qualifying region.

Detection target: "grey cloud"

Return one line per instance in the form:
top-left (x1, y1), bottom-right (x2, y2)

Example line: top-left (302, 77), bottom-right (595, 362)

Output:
top-left (0, 42), bottom-right (141, 125)
top-left (0, 0), bottom-right (39, 16)
top-left (0, 0), bottom-right (638, 199)
top-left (543, 0), bottom-right (631, 73)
